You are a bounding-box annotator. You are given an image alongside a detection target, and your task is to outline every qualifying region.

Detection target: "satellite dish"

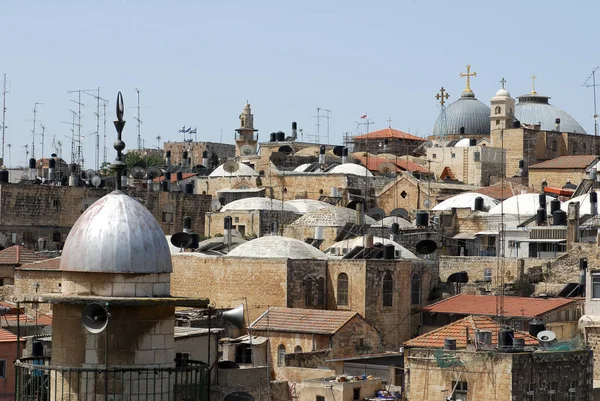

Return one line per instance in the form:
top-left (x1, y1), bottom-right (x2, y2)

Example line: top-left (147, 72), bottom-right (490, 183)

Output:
top-left (224, 391), bottom-right (254, 401)
top-left (390, 208), bottom-right (409, 218)
top-left (447, 271), bottom-right (469, 283)
top-left (240, 145), bottom-right (255, 156)
top-left (133, 160), bottom-right (147, 168)
top-left (171, 232), bottom-right (193, 249)
top-left (223, 160), bottom-right (240, 175)
top-left (91, 176), bottom-right (102, 188)
top-left (269, 152), bottom-right (286, 163)
top-left (130, 166), bottom-right (146, 180)
top-left (82, 303), bottom-right (109, 334)
top-left (537, 330), bottom-right (556, 343)
top-left (415, 239), bottom-right (438, 255)
top-left (86, 169), bottom-right (97, 179)
top-left (278, 145), bottom-right (293, 155)
top-left (20, 172), bottom-right (29, 180)
top-left (423, 199), bottom-right (432, 209)
top-left (210, 199), bottom-right (222, 212)
top-left (366, 207), bottom-right (386, 221)
top-left (332, 146), bottom-right (344, 157)
top-left (146, 167), bottom-right (163, 180)
top-left (378, 162), bottom-right (397, 175)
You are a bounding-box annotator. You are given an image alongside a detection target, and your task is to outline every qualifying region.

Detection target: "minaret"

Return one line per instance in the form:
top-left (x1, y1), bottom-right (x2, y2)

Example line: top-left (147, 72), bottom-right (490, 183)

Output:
top-left (490, 78), bottom-right (515, 132)
top-left (235, 101), bottom-right (258, 157)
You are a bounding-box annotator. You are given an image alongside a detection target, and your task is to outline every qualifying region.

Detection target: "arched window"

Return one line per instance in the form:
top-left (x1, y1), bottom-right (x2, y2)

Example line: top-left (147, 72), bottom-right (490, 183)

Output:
top-left (317, 277), bottom-right (325, 307)
top-left (277, 344), bottom-right (286, 366)
top-left (495, 106), bottom-right (501, 115)
top-left (383, 272), bottom-right (393, 307)
top-left (294, 345), bottom-right (303, 353)
top-left (304, 278), bottom-right (314, 307)
top-left (337, 273), bottom-right (349, 306)
top-left (411, 273), bottom-right (421, 306)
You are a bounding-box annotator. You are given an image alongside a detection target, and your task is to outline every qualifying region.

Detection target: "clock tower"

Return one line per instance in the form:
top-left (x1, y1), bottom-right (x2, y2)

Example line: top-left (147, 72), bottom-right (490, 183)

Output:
top-left (235, 102), bottom-right (258, 157)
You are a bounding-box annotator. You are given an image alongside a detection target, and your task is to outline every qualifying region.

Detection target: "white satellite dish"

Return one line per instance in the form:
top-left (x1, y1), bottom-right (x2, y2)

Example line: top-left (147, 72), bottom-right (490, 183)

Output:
top-left (223, 160), bottom-right (240, 175)
top-left (91, 176), bottom-right (102, 188)
top-left (210, 199), bottom-right (222, 212)
top-left (378, 162), bottom-right (396, 175)
top-left (537, 330), bottom-right (556, 343)
top-left (423, 199), bottom-right (432, 209)
top-left (240, 145), bottom-right (255, 156)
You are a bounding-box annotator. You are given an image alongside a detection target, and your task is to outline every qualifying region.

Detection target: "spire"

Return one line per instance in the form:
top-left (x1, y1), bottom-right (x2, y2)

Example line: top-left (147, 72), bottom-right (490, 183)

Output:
top-left (111, 92), bottom-right (126, 190)
top-left (460, 65), bottom-right (477, 94)
top-left (530, 74), bottom-right (537, 95)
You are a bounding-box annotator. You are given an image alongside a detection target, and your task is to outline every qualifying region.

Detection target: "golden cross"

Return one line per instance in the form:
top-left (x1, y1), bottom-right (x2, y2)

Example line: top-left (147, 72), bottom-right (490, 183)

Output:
top-left (460, 64), bottom-right (477, 92)
top-left (531, 74), bottom-right (537, 95)
top-left (435, 87), bottom-right (450, 106)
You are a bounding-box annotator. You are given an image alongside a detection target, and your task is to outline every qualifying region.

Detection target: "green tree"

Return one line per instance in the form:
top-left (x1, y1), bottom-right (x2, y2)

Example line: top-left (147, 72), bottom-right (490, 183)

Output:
top-left (123, 152), bottom-right (164, 170)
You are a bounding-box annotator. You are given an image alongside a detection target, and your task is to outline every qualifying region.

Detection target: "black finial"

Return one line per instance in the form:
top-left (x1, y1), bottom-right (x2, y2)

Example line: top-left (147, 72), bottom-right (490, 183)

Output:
top-left (111, 91), bottom-right (126, 190)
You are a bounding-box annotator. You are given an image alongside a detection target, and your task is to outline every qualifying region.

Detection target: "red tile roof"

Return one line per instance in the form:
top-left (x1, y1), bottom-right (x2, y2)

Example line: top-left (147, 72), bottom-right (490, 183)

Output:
top-left (250, 307), bottom-right (358, 335)
top-left (0, 327), bottom-right (24, 343)
top-left (405, 315), bottom-right (538, 348)
top-left (353, 155), bottom-right (429, 174)
top-left (2, 313), bottom-right (52, 327)
top-left (473, 180), bottom-right (531, 201)
top-left (153, 173), bottom-right (196, 183)
top-left (529, 155), bottom-right (597, 170)
top-left (353, 128), bottom-right (425, 142)
top-left (422, 294), bottom-right (575, 318)
top-left (0, 245), bottom-right (46, 265)
top-left (17, 257), bottom-right (61, 270)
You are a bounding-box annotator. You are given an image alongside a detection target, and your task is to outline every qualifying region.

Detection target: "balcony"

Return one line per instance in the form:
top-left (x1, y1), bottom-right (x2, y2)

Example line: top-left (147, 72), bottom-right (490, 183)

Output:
top-left (15, 356), bottom-right (208, 401)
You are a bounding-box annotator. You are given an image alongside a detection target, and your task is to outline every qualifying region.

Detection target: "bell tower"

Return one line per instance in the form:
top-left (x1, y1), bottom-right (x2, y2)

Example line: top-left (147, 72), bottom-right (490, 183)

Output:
top-left (235, 102), bottom-right (258, 157)
top-left (490, 78), bottom-right (515, 132)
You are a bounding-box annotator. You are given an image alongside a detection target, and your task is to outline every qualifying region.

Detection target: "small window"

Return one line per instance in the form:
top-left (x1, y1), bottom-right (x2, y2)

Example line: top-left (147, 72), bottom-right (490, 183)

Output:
top-left (383, 272), bottom-right (393, 307)
top-left (495, 119), bottom-right (500, 125)
top-left (353, 388), bottom-right (360, 401)
top-left (337, 273), bottom-right (349, 306)
top-left (234, 217), bottom-right (240, 223)
top-left (552, 140), bottom-right (557, 152)
top-left (162, 212), bottom-right (173, 223)
top-left (411, 273), bottom-right (421, 306)
top-left (451, 153), bottom-right (456, 158)
top-left (592, 276), bottom-right (600, 298)
top-left (549, 381), bottom-right (558, 401)
top-left (525, 383), bottom-right (535, 401)
top-left (0, 359), bottom-right (7, 378)
top-left (452, 381), bottom-right (467, 401)
top-left (294, 345), bottom-right (303, 353)
top-left (316, 396), bottom-right (325, 401)
top-left (277, 344), bottom-right (286, 367)
top-left (568, 380), bottom-right (577, 401)
top-left (304, 278), bottom-right (313, 307)
top-left (432, 154), bottom-right (437, 159)
top-left (473, 151), bottom-right (480, 162)
top-left (495, 106), bottom-right (501, 114)
top-left (317, 277), bottom-right (325, 307)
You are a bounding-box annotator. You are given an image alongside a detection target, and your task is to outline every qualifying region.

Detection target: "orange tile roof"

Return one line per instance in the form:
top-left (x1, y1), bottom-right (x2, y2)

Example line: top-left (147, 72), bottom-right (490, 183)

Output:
top-left (353, 155), bottom-right (429, 174)
top-left (529, 155), bottom-right (597, 170)
top-left (0, 327), bottom-right (23, 343)
top-left (473, 181), bottom-right (531, 201)
top-left (250, 307), bottom-right (358, 335)
top-left (422, 294), bottom-right (575, 318)
top-left (405, 315), bottom-right (538, 348)
top-left (2, 313), bottom-right (52, 326)
top-left (0, 245), bottom-right (47, 265)
top-left (17, 257), bottom-right (61, 270)
top-left (152, 172), bottom-right (196, 183)
top-left (353, 128), bottom-right (425, 142)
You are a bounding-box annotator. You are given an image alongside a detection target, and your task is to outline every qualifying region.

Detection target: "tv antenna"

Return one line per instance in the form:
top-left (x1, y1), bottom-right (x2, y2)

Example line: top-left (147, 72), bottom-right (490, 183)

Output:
top-left (583, 67), bottom-right (600, 155)
top-left (312, 108), bottom-right (326, 144)
top-left (155, 135), bottom-right (161, 150)
top-left (320, 108), bottom-right (332, 144)
top-left (52, 135), bottom-right (63, 161)
top-left (39, 124), bottom-right (46, 159)
top-left (60, 109), bottom-right (81, 164)
top-left (31, 102), bottom-right (43, 159)
top-left (82, 88), bottom-right (106, 171)
top-left (69, 88), bottom-right (95, 168)
top-left (22, 144), bottom-right (29, 165)
top-left (1, 74), bottom-right (8, 163)
top-left (102, 100), bottom-right (108, 164)
top-left (134, 88), bottom-right (142, 150)
top-left (6, 143), bottom-right (11, 168)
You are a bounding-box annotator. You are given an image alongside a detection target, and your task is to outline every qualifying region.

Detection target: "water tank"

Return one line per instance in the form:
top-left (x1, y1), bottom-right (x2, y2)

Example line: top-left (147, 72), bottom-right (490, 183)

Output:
top-left (28, 158), bottom-right (36, 169)
top-left (342, 147), bottom-right (349, 157)
top-left (550, 198), bottom-right (561, 214)
top-left (444, 338), bottom-right (456, 350)
top-left (270, 132), bottom-right (276, 142)
top-left (498, 328), bottom-right (514, 351)
top-left (383, 244), bottom-right (395, 260)
top-left (364, 234), bottom-right (374, 249)
top-left (161, 180), bottom-right (169, 192)
top-left (183, 216), bottom-right (192, 231)
top-left (176, 171), bottom-right (183, 181)
top-left (474, 197), bottom-right (484, 211)
top-left (512, 120), bottom-right (521, 128)
top-left (319, 145), bottom-right (326, 155)
top-left (459, 127), bottom-right (465, 135)
top-left (539, 193), bottom-right (547, 210)
top-left (185, 182), bottom-right (194, 194)
top-left (32, 340), bottom-right (44, 357)
top-left (48, 159), bottom-right (56, 168)
top-left (164, 171), bottom-right (171, 181)
top-left (469, 138), bottom-right (476, 146)
top-left (182, 150), bottom-right (188, 160)
top-left (552, 210), bottom-right (567, 226)
top-left (513, 337), bottom-right (525, 352)
top-left (474, 330), bottom-right (492, 347)
top-left (390, 223), bottom-right (399, 235)
top-left (536, 208), bottom-right (546, 226)
top-left (415, 211), bottom-right (429, 227)
top-left (591, 191), bottom-right (598, 204)
top-left (276, 131), bottom-right (285, 141)
top-left (528, 320), bottom-right (546, 337)
top-left (0, 170), bottom-right (8, 183)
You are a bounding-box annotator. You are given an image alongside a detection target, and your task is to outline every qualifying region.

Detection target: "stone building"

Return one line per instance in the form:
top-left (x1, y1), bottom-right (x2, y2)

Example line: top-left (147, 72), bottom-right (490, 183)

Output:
top-left (350, 127), bottom-right (425, 156)
top-left (0, 245), bottom-right (46, 285)
top-left (0, 328), bottom-right (25, 401)
top-left (528, 155), bottom-right (598, 191)
top-left (404, 315), bottom-right (592, 401)
top-left (163, 141), bottom-right (235, 168)
top-left (249, 307), bottom-right (382, 380)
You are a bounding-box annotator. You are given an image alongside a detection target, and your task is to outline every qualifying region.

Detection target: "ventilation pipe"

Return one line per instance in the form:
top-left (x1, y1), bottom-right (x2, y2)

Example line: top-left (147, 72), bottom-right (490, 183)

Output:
top-left (291, 122), bottom-right (298, 140)
top-left (48, 158), bottom-right (56, 181)
top-left (182, 151), bottom-right (189, 168)
top-left (555, 118), bottom-right (561, 132)
top-left (591, 191), bottom-right (598, 216)
top-left (162, 171), bottom-right (171, 192)
top-left (539, 193), bottom-right (547, 211)
top-left (183, 216), bottom-right (192, 234)
top-left (591, 166), bottom-right (598, 181)
top-left (224, 216), bottom-right (233, 246)
top-left (28, 158), bottom-right (36, 180)
top-left (319, 145), bottom-right (326, 165)
top-left (165, 150), bottom-right (171, 167)
top-left (342, 147), bottom-right (348, 164)
top-left (176, 171), bottom-right (183, 182)
top-left (202, 150), bottom-right (209, 168)
top-left (580, 258), bottom-right (588, 296)
top-left (270, 221), bottom-right (279, 235)
top-left (355, 203), bottom-right (364, 226)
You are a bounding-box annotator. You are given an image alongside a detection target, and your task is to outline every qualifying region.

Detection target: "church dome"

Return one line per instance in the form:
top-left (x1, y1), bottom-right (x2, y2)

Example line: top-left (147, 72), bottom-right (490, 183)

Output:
top-left (493, 88), bottom-right (511, 98)
top-left (60, 191), bottom-right (172, 274)
top-left (227, 236), bottom-right (328, 259)
top-left (209, 162), bottom-right (258, 178)
top-left (432, 91), bottom-right (491, 136)
top-left (329, 163), bottom-right (373, 177)
top-left (515, 94), bottom-right (586, 134)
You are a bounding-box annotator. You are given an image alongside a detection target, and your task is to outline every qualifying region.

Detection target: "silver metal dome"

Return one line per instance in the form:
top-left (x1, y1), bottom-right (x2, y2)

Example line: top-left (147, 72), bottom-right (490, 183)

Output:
top-left (515, 94), bottom-right (586, 134)
top-left (60, 190), bottom-right (172, 274)
top-left (433, 91), bottom-right (491, 136)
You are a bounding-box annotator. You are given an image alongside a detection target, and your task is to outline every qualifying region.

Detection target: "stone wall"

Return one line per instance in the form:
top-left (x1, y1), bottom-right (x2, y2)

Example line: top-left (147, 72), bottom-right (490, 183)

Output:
top-left (205, 210), bottom-right (300, 237)
top-left (14, 268), bottom-right (61, 313)
top-left (164, 141), bottom-right (235, 167)
top-left (285, 349), bottom-right (331, 368)
top-left (377, 174), bottom-right (432, 214)
top-left (216, 367), bottom-right (270, 401)
top-left (529, 168), bottom-right (588, 191)
top-left (438, 256), bottom-right (553, 284)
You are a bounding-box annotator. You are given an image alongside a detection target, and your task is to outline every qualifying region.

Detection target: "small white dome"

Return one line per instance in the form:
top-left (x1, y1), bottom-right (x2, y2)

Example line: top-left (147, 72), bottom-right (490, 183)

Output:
top-left (61, 191), bottom-right (172, 274)
top-left (294, 163), bottom-right (312, 172)
top-left (494, 88), bottom-right (511, 98)
top-left (227, 236), bottom-right (328, 259)
top-left (561, 191), bottom-right (600, 216)
top-left (324, 236), bottom-right (417, 259)
top-left (454, 138), bottom-right (472, 147)
top-left (290, 206), bottom-right (377, 227)
top-left (209, 163), bottom-right (258, 178)
top-left (432, 193), bottom-right (499, 212)
top-left (284, 199), bottom-right (331, 214)
top-left (375, 216), bottom-right (415, 229)
top-left (221, 197), bottom-right (299, 212)
top-left (488, 193), bottom-right (553, 216)
top-left (329, 163), bottom-right (373, 177)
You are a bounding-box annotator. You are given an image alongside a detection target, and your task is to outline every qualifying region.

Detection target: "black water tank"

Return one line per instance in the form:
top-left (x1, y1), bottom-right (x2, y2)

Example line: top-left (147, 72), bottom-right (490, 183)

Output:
top-left (48, 159), bottom-right (56, 168)
top-left (474, 196), bottom-right (484, 211)
top-left (319, 145), bottom-right (326, 155)
top-left (224, 216), bottom-right (233, 230)
top-left (183, 216), bottom-right (192, 230)
top-left (383, 244), bottom-right (395, 260)
top-left (342, 147), bottom-right (348, 157)
top-left (469, 138), bottom-right (476, 146)
top-left (277, 131), bottom-right (285, 141)
top-left (459, 127), bottom-right (465, 135)
top-left (161, 180), bottom-right (169, 192)
top-left (552, 209), bottom-right (567, 226)
top-left (164, 171), bottom-right (171, 181)
top-left (185, 182), bottom-right (194, 194)
top-left (539, 193), bottom-right (547, 210)
top-left (292, 121), bottom-right (297, 130)
top-left (32, 340), bottom-right (43, 357)
top-left (202, 150), bottom-right (208, 159)
top-left (591, 191), bottom-right (598, 204)
top-left (176, 171), bottom-right (183, 181)
top-left (536, 208), bottom-right (546, 226)
top-left (390, 223), bottom-right (399, 235)
top-left (182, 150), bottom-right (188, 160)
top-left (512, 120), bottom-right (521, 128)
top-left (498, 328), bottom-right (514, 350)
top-left (550, 198), bottom-right (561, 214)
top-left (189, 233), bottom-right (199, 249)
top-left (270, 132), bottom-right (276, 142)
top-left (166, 150), bottom-right (171, 158)
top-left (28, 158), bottom-right (36, 169)
top-left (415, 211), bottom-right (429, 227)
top-left (0, 170), bottom-right (8, 183)
top-left (528, 320), bottom-right (546, 337)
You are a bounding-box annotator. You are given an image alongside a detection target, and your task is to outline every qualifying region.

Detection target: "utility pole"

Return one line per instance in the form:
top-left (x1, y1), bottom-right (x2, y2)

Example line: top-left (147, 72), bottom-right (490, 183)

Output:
top-left (1, 74), bottom-right (8, 163)
top-left (103, 100), bottom-right (108, 164)
top-left (40, 124), bottom-right (46, 159)
top-left (134, 88), bottom-right (142, 150)
top-left (31, 103), bottom-right (43, 159)
top-left (583, 67), bottom-right (600, 155)
top-left (320, 108), bottom-right (332, 144)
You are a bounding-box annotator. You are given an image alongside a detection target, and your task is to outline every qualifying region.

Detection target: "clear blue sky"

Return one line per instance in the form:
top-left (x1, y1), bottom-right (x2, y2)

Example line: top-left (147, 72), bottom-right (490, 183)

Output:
top-left (1, 0), bottom-right (598, 168)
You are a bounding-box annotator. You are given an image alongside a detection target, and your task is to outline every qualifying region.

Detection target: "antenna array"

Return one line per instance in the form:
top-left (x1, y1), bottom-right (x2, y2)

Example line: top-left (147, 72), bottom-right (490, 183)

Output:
top-left (583, 67), bottom-right (600, 155)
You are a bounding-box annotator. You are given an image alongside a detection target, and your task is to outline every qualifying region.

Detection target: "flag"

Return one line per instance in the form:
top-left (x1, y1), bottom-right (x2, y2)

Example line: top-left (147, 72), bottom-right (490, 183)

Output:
top-left (185, 127), bottom-right (192, 133)
top-left (191, 128), bottom-right (197, 134)
top-left (179, 126), bottom-right (185, 133)
top-left (360, 114), bottom-right (367, 119)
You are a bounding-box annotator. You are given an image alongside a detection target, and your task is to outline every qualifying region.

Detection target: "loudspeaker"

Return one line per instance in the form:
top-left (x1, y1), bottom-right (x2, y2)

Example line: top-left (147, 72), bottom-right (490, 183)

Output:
top-left (221, 304), bottom-right (245, 329)
top-left (82, 303), bottom-right (109, 334)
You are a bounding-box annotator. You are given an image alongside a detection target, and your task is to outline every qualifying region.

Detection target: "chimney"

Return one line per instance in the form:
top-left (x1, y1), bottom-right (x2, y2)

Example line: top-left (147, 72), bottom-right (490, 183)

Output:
top-left (182, 150), bottom-right (189, 168)
top-left (48, 158), bottom-right (56, 181)
top-left (566, 201), bottom-right (580, 251)
top-left (355, 203), bottom-right (364, 226)
top-left (28, 158), bottom-right (36, 180)
top-left (163, 171), bottom-right (171, 192)
top-left (224, 216), bottom-right (233, 247)
top-left (342, 147), bottom-right (348, 164)
top-left (202, 150), bottom-right (209, 168)
top-left (291, 122), bottom-right (298, 140)
top-left (183, 216), bottom-right (192, 233)
top-left (555, 118), bottom-right (561, 132)
top-left (165, 150), bottom-right (171, 167)
top-left (319, 145), bottom-right (326, 165)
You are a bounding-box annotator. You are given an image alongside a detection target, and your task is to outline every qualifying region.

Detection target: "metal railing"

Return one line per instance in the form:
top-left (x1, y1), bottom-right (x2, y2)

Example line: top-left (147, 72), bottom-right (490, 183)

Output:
top-left (15, 357), bottom-right (208, 401)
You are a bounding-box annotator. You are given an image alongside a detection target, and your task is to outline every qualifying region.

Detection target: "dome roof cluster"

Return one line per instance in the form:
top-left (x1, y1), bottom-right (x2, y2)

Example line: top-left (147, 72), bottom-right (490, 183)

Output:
top-left (432, 91), bottom-right (491, 136)
top-left (221, 197), bottom-right (299, 212)
top-left (209, 162), bottom-right (258, 178)
top-left (227, 236), bottom-right (328, 259)
top-left (329, 163), bottom-right (373, 177)
top-left (284, 199), bottom-right (331, 214)
top-left (488, 193), bottom-right (553, 216)
top-left (432, 192), bottom-right (499, 212)
top-left (375, 216), bottom-right (415, 229)
top-left (561, 191), bottom-right (600, 216)
top-left (515, 94), bottom-right (586, 134)
top-left (289, 206), bottom-right (377, 227)
top-left (60, 191), bottom-right (172, 274)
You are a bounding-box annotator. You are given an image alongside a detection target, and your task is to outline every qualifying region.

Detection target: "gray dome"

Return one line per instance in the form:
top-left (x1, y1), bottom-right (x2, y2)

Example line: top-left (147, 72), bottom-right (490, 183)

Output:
top-left (433, 91), bottom-right (491, 136)
top-left (60, 190), bottom-right (172, 274)
top-left (515, 94), bottom-right (586, 134)
top-left (227, 236), bottom-right (328, 259)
